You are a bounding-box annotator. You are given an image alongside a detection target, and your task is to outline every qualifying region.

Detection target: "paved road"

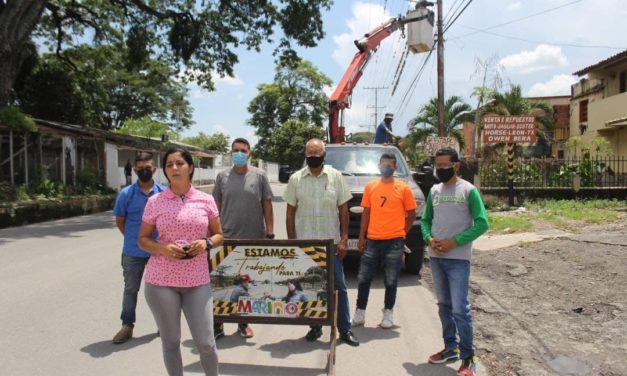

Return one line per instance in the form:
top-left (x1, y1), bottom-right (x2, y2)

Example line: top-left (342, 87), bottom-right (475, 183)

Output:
top-left (0, 182), bottom-right (482, 375)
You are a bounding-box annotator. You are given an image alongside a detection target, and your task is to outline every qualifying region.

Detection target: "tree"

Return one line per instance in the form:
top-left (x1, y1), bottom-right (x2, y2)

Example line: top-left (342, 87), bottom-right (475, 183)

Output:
top-left (470, 55), bottom-right (504, 156)
top-left (0, 0), bottom-right (332, 108)
top-left (182, 132), bottom-right (230, 153)
top-left (116, 116), bottom-right (171, 139)
top-left (349, 131), bottom-right (374, 143)
top-left (266, 120), bottom-right (325, 168)
top-left (248, 60), bottom-right (332, 160)
top-left (483, 85), bottom-right (554, 157)
top-left (15, 45), bottom-right (192, 130)
top-left (407, 95), bottom-right (474, 150)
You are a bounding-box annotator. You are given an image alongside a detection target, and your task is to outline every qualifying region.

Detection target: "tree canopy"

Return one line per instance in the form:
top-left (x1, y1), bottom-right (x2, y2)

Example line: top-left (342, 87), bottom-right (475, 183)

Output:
top-left (116, 116), bottom-right (172, 139)
top-left (266, 120), bottom-right (325, 169)
top-left (407, 95), bottom-right (474, 150)
top-left (483, 85), bottom-right (554, 157)
top-left (349, 131), bottom-right (374, 143)
top-left (182, 132), bottom-right (230, 153)
top-left (15, 45), bottom-right (192, 130)
top-left (247, 59), bottom-right (332, 160)
top-left (0, 0), bottom-right (333, 108)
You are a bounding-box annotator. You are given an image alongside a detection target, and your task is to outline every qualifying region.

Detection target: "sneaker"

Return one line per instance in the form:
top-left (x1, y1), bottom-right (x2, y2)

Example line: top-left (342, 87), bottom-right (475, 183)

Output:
top-left (352, 308), bottom-right (366, 327)
top-left (380, 308), bottom-right (393, 328)
top-left (112, 324), bottom-right (134, 344)
top-left (238, 325), bottom-right (254, 338)
top-left (305, 326), bottom-right (323, 342)
top-left (214, 323), bottom-right (225, 340)
top-left (457, 356), bottom-right (478, 376)
top-left (428, 348), bottom-right (460, 364)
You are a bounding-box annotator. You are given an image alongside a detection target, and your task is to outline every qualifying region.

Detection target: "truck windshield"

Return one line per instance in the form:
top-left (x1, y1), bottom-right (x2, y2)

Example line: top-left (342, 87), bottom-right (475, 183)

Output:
top-left (325, 147), bottom-right (408, 176)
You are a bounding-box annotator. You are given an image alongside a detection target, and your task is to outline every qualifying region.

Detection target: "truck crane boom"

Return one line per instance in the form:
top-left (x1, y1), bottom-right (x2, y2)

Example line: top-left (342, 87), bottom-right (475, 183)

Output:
top-left (327, 5), bottom-right (434, 144)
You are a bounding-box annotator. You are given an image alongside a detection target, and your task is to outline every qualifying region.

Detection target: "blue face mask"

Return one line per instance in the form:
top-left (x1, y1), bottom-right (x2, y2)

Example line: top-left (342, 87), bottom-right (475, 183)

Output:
top-left (379, 165), bottom-right (394, 177)
top-left (232, 151), bottom-right (248, 167)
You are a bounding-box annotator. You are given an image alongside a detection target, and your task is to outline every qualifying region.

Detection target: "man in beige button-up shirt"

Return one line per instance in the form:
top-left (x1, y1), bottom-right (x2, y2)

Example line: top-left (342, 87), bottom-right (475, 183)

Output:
top-left (283, 138), bottom-right (359, 347)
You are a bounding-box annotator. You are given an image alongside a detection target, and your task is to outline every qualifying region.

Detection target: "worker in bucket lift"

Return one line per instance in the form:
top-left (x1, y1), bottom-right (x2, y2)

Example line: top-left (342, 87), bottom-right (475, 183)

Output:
top-left (374, 113), bottom-right (400, 144)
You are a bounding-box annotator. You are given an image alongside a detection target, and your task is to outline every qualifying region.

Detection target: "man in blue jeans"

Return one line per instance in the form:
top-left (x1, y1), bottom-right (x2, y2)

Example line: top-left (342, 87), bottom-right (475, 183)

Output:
top-left (421, 147), bottom-right (489, 376)
top-left (354, 153), bottom-right (417, 328)
top-left (284, 138), bottom-right (359, 346)
top-left (112, 152), bottom-right (165, 344)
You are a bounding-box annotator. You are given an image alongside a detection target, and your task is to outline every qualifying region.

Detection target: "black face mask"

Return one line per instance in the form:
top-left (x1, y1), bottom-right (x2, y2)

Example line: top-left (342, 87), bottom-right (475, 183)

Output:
top-left (136, 168), bottom-right (153, 183)
top-left (306, 156), bottom-right (324, 169)
top-left (436, 167), bottom-right (455, 183)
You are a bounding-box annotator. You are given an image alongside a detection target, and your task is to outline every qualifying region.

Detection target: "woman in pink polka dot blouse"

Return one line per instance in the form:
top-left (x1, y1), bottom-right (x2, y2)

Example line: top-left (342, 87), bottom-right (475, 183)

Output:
top-left (138, 147), bottom-right (224, 376)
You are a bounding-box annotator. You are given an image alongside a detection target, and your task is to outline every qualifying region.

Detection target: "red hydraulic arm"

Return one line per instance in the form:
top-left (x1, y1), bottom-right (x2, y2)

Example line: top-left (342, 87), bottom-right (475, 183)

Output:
top-left (327, 6), bottom-right (434, 144)
top-left (328, 18), bottom-right (404, 144)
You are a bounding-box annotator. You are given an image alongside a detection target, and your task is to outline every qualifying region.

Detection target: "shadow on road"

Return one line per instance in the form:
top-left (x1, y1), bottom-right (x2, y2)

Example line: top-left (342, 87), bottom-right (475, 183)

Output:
top-left (185, 361), bottom-right (324, 376)
top-left (80, 332), bottom-right (159, 358)
top-left (258, 337), bottom-right (328, 359)
top-left (403, 362), bottom-right (458, 376)
top-left (350, 326), bottom-right (400, 344)
top-left (343, 265), bottom-right (422, 290)
top-left (183, 337), bottom-right (256, 353)
top-left (0, 212), bottom-right (115, 246)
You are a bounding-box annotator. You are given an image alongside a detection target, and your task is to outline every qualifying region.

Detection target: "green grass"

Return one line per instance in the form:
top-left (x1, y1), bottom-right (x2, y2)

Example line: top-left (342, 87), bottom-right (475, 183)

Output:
top-left (487, 214), bottom-right (534, 233)
top-left (527, 199), bottom-right (623, 223)
top-left (486, 199), bottom-right (625, 233)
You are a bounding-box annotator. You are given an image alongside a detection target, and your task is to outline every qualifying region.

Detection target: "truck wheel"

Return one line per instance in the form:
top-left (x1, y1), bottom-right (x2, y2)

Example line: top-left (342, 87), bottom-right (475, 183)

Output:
top-left (404, 245), bottom-right (424, 275)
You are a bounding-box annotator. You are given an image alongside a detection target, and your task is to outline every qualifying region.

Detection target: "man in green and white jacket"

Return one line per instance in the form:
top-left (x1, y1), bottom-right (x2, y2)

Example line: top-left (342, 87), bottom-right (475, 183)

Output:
top-left (421, 147), bottom-right (489, 376)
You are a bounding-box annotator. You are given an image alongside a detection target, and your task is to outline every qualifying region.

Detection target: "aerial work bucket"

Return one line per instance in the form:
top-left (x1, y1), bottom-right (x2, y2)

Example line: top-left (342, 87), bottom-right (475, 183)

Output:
top-left (406, 7), bottom-right (434, 53)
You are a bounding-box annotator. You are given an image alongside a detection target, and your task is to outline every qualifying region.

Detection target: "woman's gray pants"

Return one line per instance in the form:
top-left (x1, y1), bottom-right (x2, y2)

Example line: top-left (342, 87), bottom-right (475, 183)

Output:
top-left (145, 283), bottom-right (218, 376)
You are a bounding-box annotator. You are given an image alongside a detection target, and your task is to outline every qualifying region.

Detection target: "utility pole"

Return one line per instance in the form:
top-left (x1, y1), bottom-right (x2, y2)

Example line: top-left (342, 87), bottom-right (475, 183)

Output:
top-left (364, 86), bottom-right (388, 133)
top-left (436, 0), bottom-right (445, 137)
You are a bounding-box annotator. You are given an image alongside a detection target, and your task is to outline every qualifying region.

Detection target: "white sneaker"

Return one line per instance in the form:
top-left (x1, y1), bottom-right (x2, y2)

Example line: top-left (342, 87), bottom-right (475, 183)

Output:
top-left (380, 308), bottom-right (393, 328)
top-left (352, 308), bottom-right (366, 327)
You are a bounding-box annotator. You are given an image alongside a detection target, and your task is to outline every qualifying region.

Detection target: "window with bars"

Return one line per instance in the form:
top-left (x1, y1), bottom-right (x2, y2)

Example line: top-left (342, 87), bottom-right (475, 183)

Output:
top-left (579, 100), bottom-right (588, 122)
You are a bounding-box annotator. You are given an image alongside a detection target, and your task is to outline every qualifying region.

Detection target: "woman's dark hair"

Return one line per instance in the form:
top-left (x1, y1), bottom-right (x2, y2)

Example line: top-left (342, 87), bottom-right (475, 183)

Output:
top-left (162, 147), bottom-right (195, 182)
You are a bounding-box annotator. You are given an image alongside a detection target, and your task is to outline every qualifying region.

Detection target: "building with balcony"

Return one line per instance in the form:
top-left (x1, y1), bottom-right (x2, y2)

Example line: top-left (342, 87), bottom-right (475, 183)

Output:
top-left (527, 95), bottom-right (570, 158)
top-left (570, 50), bottom-right (627, 157)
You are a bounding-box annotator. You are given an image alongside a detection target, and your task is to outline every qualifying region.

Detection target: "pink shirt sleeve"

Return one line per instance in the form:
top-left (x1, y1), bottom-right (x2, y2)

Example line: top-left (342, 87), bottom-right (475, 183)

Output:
top-left (142, 195), bottom-right (158, 225)
top-left (206, 197), bottom-right (219, 221)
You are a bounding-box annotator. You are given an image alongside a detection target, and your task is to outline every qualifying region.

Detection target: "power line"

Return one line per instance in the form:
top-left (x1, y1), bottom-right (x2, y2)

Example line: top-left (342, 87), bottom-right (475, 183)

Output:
top-left (443, 0), bottom-right (473, 34)
top-left (450, 0), bottom-right (583, 40)
top-left (444, 0), bottom-right (466, 27)
top-left (456, 25), bottom-right (627, 50)
top-left (394, 44), bottom-right (435, 120)
top-left (444, 0), bottom-right (463, 24)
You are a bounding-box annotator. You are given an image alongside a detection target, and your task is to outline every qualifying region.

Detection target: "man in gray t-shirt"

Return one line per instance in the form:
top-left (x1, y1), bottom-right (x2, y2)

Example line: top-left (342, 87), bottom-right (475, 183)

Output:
top-left (212, 137), bottom-right (274, 339)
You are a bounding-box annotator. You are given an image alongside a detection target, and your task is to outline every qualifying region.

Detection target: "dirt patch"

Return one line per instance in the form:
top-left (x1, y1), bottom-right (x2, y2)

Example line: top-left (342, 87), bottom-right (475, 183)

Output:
top-left (423, 211), bottom-right (627, 376)
top-left (473, 213), bottom-right (627, 376)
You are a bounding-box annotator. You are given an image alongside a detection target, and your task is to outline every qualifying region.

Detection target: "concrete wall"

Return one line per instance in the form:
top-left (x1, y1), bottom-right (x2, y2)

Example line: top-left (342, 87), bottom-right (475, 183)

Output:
top-left (105, 143), bottom-right (120, 190)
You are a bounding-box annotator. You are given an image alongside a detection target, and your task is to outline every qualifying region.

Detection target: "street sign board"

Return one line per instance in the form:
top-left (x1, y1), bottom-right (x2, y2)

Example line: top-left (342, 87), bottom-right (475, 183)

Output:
top-left (421, 136), bottom-right (460, 156)
top-left (482, 115), bottom-right (536, 144)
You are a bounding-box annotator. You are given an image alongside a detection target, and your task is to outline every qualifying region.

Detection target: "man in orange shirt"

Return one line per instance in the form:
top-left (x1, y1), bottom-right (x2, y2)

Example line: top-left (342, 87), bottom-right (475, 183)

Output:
top-left (354, 153), bottom-right (417, 329)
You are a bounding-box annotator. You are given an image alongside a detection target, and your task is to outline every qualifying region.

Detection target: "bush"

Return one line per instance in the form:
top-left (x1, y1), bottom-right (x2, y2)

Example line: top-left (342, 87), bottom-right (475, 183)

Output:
top-left (76, 168), bottom-right (108, 194)
top-left (34, 177), bottom-right (62, 199)
top-left (0, 107), bottom-right (37, 132)
top-left (0, 182), bottom-right (17, 201)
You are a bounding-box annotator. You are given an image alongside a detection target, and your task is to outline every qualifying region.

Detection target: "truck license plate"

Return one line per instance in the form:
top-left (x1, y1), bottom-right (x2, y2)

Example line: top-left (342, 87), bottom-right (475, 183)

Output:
top-left (346, 239), bottom-right (359, 250)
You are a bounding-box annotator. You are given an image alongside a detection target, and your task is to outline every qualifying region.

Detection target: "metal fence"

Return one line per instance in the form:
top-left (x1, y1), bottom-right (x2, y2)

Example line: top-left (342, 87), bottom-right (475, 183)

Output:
top-left (465, 157), bottom-right (627, 189)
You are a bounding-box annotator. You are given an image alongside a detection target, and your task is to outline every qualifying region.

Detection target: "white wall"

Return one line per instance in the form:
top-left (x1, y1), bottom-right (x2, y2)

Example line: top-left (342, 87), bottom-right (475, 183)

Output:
top-left (105, 143), bottom-right (121, 190)
top-left (262, 162), bottom-right (279, 182)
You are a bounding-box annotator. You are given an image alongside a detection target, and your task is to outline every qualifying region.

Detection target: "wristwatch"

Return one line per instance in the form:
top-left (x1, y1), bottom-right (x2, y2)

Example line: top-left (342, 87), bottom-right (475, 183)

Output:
top-left (265, 233), bottom-right (275, 239)
top-left (205, 238), bottom-right (214, 250)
